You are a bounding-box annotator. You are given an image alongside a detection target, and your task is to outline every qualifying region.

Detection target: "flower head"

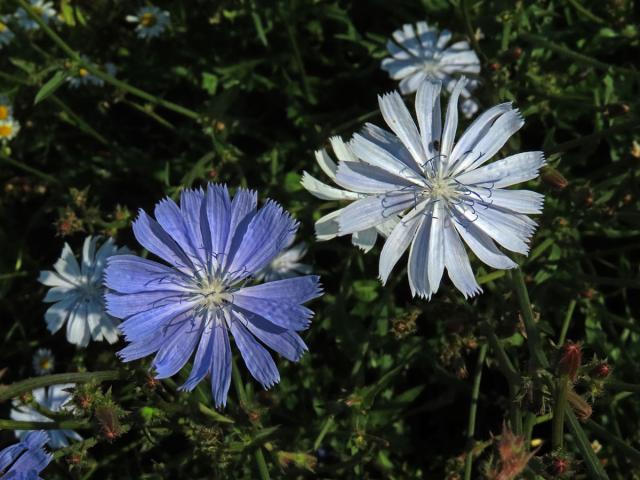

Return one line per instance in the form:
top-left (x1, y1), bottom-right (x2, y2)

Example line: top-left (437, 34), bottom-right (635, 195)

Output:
top-left (126, 6), bottom-right (170, 39)
top-left (256, 238), bottom-right (312, 282)
top-left (381, 21), bottom-right (481, 117)
top-left (0, 117), bottom-right (20, 142)
top-left (325, 78), bottom-right (544, 299)
top-left (301, 137), bottom-right (399, 252)
top-left (104, 184), bottom-right (323, 407)
top-left (10, 385), bottom-right (82, 449)
top-left (14, 0), bottom-right (57, 31)
top-left (0, 96), bottom-right (13, 121)
top-left (38, 236), bottom-right (126, 347)
top-left (0, 431), bottom-right (52, 479)
top-left (32, 348), bottom-right (55, 375)
top-left (0, 16), bottom-right (15, 48)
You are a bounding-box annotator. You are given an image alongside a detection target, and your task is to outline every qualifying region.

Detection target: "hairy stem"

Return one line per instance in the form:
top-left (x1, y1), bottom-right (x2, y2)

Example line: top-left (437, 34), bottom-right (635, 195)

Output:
top-left (552, 375), bottom-right (570, 449)
top-left (464, 343), bottom-right (488, 480)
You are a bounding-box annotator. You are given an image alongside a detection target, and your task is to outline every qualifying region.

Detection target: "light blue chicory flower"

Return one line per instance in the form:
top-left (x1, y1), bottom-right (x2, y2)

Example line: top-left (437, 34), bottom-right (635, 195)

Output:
top-left (381, 21), bottom-right (481, 118)
top-left (0, 15), bottom-right (15, 47)
top-left (14, 0), bottom-right (57, 31)
top-left (0, 431), bottom-right (52, 479)
top-left (125, 6), bottom-right (170, 39)
top-left (327, 77), bottom-right (544, 299)
top-left (104, 184), bottom-right (323, 407)
top-left (10, 385), bottom-right (82, 449)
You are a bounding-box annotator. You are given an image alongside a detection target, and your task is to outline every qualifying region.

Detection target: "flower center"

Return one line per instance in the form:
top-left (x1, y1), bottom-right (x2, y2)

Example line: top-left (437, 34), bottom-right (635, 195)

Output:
top-left (40, 358), bottom-right (51, 370)
top-left (32, 6), bottom-right (43, 16)
top-left (0, 22), bottom-right (6, 32)
top-left (78, 67), bottom-right (89, 77)
top-left (198, 277), bottom-right (232, 310)
top-left (430, 177), bottom-right (457, 201)
top-left (141, 13), bottom-right (157, 27)
top-left (0, 106), bottom-right (8, 120)
top-left (0, 124), bottom-right (13, 138)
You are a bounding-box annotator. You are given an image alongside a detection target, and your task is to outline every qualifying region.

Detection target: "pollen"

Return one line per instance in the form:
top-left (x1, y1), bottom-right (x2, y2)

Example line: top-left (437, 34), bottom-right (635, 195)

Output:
top-left (140, 12), bottom-right (157, 27)
top-left (0, 105), bottom-right (8, 120)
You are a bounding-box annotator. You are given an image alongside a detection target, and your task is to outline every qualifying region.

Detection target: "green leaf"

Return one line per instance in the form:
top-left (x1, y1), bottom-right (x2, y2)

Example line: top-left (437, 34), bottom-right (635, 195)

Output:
top-left (34, 71), bottom-right (67, 105)
top-left (201, 72), bottom-right (219, 95)
top-left (353, 279), bottom-right (379, 302)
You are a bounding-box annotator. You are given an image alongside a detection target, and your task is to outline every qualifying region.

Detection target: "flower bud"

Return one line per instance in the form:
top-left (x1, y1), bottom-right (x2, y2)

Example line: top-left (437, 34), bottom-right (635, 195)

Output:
top-left (541, 166), bottom-right (568, 190)
top-left (552, 456), bottom-right (570, 475)
top-left (590, 361), bottom-right (612, 379)
top-left (558, 342), bottom-right (582, 381)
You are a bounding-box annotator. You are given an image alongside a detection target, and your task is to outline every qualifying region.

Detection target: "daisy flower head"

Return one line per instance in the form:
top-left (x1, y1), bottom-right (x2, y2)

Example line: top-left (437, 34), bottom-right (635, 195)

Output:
top-left (0, 431), bottom-right (52, 479)
top-left (301, 137), bottom-right (399, 252)
top-left (14, 0), bottom-right (57, 31)
top-left (0, 117), bottom-right (20, 143)
top-left (66, 58), bottom-right (104, 89)
top-left (104, 184), bottom-right (323, 408)
top-left (38, 236), bottom-right (126, 347)
top-left (32, 348), bottom-right (55, 375)
top-left (331, 77), bottom-right (544, 299)
top-left (381, 21), bottom-right (481, 117)
top-left (0, 15), bottom-right (15, 48)
top-left (256, 238), bottom-right (312, 282)
top-left (10, 385), bottom-right (82, 449)
top-left (126, 6), bottom-right (170, 39)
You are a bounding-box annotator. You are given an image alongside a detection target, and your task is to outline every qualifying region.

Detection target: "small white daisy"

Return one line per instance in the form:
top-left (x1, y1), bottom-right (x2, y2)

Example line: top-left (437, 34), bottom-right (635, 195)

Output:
top-left (301, 136), bottom-right (399, 252)
top-left (256, 237), bottom-right (312, 282)
top-left (10, 384), bottom-right (82, 449)
top-left (14, 0), bottom-right (57, 31)
top-left (381, 21), bottom-right (481, 117)
top-left (328, 77), bottom-right (544, 299)
top-left (32, 348), bottom-right (55, 375)
top-left (38, 236), bottom-right (127, 347)
top-left (0, 15), bottom-right (15, 47)
top-left (0, 117), bottom-right (20, 142)
top-left (126, 6), bottom-right (170, 39)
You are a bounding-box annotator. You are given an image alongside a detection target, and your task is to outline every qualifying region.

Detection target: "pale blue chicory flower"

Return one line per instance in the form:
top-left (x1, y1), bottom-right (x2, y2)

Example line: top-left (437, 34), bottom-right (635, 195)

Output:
top-left (328, 77), bottom-right (544, 299)
top-left (0, 431), bottom-right (52, 479)
top-left (381, 21), bottom-right (481, 118)
top-left (104, 184), bottom-right (323, 407)
top-left (125, 6), bottom-right (170, 39)
top-left (256, 238), bottom-right (311, 282)
top-left (10, 385), bottom-right (82, 449)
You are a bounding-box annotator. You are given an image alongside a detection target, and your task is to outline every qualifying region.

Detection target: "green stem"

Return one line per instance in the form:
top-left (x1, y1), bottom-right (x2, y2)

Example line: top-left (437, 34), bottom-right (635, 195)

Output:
top-left (0, 271), bottom-right (29, 281)
top-left (566, 0), bottom-right (606, 24)
top-left (552, 375), bottom-right (570, 450)
top-left (604, 380), bottom-right (640, 393)
top-left (546, 121), bottom-right (640, 155)
top-left (0, 371), bottom-right (123, 403)
top-left (558, 300), bottom-right (577, 346)
top-left (520, 33), bottom-right (639, 78)
top-left (586, 419), bottom-right (640, 467)
top-left (463, 344), bottom-right (488, 480)
top-left (523, 412), bottom-right (537, 445)
top-left (231, 359), bottom-right (270, 480)
top-left (312, 415), bottom-right (335, 451)
top-left (511, 268), bottom-right (549, 369)
top-left (0, 152), bottom-right (60, 185)
top-left (0, 418), bottom-right (90, 430)
top-left (17, 0), bottom-right (199, 121)
top-left (565, 407), bottom-right (609, 479)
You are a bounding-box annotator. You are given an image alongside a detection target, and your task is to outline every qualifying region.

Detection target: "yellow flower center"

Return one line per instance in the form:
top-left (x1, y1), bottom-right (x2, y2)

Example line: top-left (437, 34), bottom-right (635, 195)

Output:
top-left (40, 358), bottom-right (51, 370)
top-left (32, 6), bottom-right (43, 16)
top-left (140, 12), bottom-right (157, 27)
top-left (0, 22), bottom-right (6, 32)
top-left (0, 106), bottom-right (8, 120)
top-left (0, 124), bottom-right (13, 138)
top-left (78, 67), bottom-right (89, 77)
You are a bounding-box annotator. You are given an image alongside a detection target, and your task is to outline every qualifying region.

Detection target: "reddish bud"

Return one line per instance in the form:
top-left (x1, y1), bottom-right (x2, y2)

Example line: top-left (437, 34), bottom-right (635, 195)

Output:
top-left (541, 166), bottom-right (569, 190)
top-left (511, 47), bottom-right (523, 60)
top-left (552, 457), bottom-right (570, 475)
top-left (558, 342), bottom-right (582, 381)
top-left (591, 362), bottom-right (612, 378)
top-left (67, 454), bottom-right (82, 466)
top-left (489, 62), bottom-right (501, 71)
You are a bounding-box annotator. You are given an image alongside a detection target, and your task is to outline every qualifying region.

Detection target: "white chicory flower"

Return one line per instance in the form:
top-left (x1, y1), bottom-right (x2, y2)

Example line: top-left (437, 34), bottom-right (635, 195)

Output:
top-left (10, 384), bottom-right (82, 449)
top-left (328, 77), bottom-right (544, 299)
top-left (301, 136), bottom-right (399, 252)
top-left (38, 236), bottom-right (127, 347)
top-left (381, 21), bottom-right (481, 118)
